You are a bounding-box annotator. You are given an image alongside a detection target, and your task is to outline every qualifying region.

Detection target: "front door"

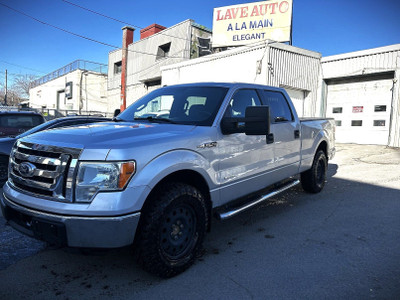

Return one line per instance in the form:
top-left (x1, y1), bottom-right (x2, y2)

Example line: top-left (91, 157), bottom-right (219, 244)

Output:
top-left (216, 88), bottom-right (275, 204)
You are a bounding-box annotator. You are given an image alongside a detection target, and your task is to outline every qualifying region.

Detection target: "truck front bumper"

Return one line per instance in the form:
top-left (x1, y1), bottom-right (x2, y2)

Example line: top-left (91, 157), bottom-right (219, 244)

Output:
top-left (1, 192), bottom-right (141, 248)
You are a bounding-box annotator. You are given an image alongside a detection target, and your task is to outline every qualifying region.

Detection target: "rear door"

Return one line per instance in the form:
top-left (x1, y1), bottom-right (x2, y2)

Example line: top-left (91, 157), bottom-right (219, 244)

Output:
top-left (261, 89), bottom-right (301, 178)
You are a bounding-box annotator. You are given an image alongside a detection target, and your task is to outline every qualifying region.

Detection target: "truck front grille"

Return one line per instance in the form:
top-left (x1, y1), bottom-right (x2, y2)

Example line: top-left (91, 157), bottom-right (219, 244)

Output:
top-left (9, 141), bottom-right (81, 202)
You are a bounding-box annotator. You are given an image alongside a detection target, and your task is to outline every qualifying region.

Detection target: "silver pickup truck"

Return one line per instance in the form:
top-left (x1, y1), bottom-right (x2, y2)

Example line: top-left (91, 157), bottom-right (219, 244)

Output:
top-left (1, 83), bottom-right (335, 277)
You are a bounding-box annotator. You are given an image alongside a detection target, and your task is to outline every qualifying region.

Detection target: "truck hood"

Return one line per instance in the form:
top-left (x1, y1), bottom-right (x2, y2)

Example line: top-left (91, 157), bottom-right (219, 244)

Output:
top-left (22, 121), bottom-right (197, 160)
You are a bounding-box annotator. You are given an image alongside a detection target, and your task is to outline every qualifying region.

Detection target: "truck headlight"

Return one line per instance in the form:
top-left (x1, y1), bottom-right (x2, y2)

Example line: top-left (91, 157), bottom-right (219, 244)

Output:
top-left (75, 161), bottom-right (135, 203)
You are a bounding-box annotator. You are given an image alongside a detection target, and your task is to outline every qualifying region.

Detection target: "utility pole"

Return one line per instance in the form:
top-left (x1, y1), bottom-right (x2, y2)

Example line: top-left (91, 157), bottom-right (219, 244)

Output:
top-left (4, 69), bottom-right (7, 106)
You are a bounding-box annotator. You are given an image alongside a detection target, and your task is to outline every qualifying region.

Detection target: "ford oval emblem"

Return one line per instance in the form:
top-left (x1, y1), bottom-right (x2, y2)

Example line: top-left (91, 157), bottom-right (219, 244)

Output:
top-left (19, 162), bottom-right (36, 178)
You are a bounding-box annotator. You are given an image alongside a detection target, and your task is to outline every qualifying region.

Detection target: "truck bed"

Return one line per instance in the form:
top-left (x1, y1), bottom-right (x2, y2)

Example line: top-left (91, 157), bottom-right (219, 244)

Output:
top-left (299, 117), bottom-right (334, 122)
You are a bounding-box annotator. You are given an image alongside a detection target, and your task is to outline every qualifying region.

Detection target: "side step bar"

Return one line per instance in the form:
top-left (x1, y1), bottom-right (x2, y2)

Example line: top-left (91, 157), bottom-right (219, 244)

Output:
top-left (217, 179), bottom-right (300, 220)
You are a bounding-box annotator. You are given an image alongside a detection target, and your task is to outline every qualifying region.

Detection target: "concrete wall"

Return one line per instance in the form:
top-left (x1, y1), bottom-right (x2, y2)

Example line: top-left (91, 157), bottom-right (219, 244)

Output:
top-left (29, 69), bottom-right (108, 114)
top-left (108, 20), bottom-right (210, 108)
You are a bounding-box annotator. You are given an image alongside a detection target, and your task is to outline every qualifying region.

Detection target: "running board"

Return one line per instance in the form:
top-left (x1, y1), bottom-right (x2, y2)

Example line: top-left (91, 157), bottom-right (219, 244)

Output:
top-left (217, 179), bottom-right (300, 220)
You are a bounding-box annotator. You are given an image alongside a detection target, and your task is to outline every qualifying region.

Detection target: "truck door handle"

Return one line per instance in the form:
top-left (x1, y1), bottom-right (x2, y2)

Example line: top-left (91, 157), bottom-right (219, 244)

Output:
top-left (266, 133), bottom-right (274, 144)
top-left (294, 130), bottom-right (300, 139)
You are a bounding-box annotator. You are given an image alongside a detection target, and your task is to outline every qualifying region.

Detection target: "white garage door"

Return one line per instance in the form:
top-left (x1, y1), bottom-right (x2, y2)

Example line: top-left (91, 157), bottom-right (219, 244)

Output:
top-left (326, 78), bottom-right (393, 145)
top-left (285, 88), bottom-right (305, 117)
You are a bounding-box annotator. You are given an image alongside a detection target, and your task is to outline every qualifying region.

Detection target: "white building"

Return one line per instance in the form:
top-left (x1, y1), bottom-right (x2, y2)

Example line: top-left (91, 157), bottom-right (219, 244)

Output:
top-left (162, 41), bottom-right (322, 117)
top-left (322, 45), bottom-right (400, 147)
top-left (107, 19), bottom-right (212, 111)
top-left (29, 60), bottom-right (109, 117)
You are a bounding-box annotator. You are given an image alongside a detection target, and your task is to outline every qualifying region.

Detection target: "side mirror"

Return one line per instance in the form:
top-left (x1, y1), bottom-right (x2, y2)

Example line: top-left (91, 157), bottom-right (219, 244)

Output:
top-left (244, 106), bottom-right (270, 136)
top-left (221, 106), bottom-right (270, 135)
top-left (113, 109), bottom-right (121, 117)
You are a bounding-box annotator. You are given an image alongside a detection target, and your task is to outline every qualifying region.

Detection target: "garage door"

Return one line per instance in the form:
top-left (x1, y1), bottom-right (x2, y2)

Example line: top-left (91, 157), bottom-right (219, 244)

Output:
top-left (326, 77), bottom-right (393, 145)
top-left (285, 88), bottom-right (305, 117)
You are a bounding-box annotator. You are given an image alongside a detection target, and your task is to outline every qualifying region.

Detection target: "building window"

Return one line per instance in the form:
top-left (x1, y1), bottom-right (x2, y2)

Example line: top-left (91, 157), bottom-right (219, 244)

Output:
top-left (197, 37), bottom-right (212, 57)
top-left (114, 61), bottom-right (122, 74)
top-left (374, 105), bottom-right (387, 112)
top-left (373, 120), bottom-right (386, 126)
top-left (144, 79), bottom-right (161, 88)
top-left (332, 107), bottom-right (343, 113)
top-left (65, 81), bottom-right (73, 99)
top-left (335, 120), bottom-right (342, 126)
top-left (157, 42), bottom-right (171, 60)
top-left (351, 120), bottom-right (362, 126)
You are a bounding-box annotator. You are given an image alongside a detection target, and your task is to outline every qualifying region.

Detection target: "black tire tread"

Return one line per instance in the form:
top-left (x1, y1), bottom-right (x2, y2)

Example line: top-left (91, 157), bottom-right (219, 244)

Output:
top-left (301, 150), bottom-right (327, 193)
top-left (136, 182), bottom-right (207, 278)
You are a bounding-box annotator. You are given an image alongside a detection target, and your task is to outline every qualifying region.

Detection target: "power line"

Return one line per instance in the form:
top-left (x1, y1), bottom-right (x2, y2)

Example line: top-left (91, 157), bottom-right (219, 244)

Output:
top-left (0, 2), bottom-right (183, 58)
top-left (0, 60), bottom-right (47, 74)
top-left (0, 71), bottom-right (30, 77)
top-left (61, 0), bottom-right (192, 42)
top-left (1, 3), bottom-right (120, 48)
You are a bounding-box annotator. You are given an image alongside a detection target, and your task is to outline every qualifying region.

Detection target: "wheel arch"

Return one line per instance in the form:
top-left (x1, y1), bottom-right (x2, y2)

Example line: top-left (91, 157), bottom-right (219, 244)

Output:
top-left (140, 169), bottom-right (212, 232)
top-left (316, 140), bottom-right (328, 161)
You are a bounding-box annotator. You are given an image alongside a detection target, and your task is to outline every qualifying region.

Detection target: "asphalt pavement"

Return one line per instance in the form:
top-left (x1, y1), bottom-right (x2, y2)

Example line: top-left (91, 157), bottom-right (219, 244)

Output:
top-left (0, 144), bottom-right (399, 299)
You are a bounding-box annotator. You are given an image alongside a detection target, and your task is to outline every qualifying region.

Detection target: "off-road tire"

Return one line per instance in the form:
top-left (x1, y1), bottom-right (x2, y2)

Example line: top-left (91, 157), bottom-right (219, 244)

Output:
top-left (301, 150), bottom-right (327, 193)
top-left (136, 183), bottom-right (208, 278)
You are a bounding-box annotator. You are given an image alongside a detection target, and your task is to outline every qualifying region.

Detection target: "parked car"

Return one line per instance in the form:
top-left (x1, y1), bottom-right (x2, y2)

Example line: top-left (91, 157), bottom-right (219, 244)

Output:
top-left (0, 110), bottom-right (45, 138)
top-left (1, 83), bottom-right (335, 277)
top-left (0, 115), bottom-right (111, 183)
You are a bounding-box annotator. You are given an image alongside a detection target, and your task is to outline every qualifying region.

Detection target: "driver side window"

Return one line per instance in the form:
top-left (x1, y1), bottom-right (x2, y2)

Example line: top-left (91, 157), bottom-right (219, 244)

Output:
top-left (225, 89), bottom-right (262, 117)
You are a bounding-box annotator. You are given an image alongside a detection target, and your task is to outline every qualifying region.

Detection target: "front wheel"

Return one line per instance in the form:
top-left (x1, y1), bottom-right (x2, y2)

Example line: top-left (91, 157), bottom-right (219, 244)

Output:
top-left (301, 150), bottom-right (328, 193)
top-left (136, 183), bottom-right (208, 278)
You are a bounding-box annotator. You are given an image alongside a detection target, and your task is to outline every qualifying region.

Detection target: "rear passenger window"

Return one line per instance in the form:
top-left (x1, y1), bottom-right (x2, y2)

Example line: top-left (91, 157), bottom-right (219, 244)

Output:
top-left (262, 91), bottom-right (293, 122)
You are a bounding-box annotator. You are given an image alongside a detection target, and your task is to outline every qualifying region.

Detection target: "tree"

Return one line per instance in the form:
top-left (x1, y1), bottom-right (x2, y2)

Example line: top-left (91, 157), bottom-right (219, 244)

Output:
top-left (0, 74), bottom-right (38, 106)
top-left (13, 74), bottom-right (38, 98)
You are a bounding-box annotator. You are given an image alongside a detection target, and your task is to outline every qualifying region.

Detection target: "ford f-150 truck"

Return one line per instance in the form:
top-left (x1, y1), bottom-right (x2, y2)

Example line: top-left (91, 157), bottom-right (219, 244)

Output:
top-left (1, 83), bottom-right (335, 277)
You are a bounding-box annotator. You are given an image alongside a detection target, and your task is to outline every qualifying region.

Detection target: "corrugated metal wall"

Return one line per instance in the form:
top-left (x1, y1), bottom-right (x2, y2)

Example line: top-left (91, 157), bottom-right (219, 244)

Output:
top-left (322, 45), bottom-right (400, 147)
top-left (162, 41), bottom-right (322, 117)
top-left (322, 46), bottom-right (400, 79)
top-left (267, 44), bottom-right (321, 116)
top-left (127, 20), bottom-right (192, 85)
top-left (107, 20), bottom-right (210, 107)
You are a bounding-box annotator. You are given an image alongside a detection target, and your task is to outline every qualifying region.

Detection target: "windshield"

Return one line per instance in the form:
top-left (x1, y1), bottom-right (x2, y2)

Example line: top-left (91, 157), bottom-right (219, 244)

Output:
top-left (117, 86), bottom-right (229, 126)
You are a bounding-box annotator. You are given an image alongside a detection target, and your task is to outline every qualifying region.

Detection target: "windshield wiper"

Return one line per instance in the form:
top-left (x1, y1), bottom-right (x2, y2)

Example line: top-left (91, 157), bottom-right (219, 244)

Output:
top-left (134, 116), bottom-right (177, 124)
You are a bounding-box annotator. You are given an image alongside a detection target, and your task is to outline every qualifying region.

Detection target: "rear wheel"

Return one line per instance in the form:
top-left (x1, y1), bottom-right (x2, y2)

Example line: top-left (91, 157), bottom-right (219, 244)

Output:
top-left (301, 150), bottom-right (327, 193)
top-left (136, 183), bottom-right (207, 278)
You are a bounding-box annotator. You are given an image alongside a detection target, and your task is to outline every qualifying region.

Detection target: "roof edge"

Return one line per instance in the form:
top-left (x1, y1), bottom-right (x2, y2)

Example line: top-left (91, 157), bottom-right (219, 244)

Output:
top-left (322, 44), bottom-right (400, 62)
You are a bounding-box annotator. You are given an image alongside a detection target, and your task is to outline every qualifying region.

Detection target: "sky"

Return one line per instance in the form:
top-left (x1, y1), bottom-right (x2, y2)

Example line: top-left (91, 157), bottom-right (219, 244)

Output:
top-left (0, 0), bottom-right (399, 86)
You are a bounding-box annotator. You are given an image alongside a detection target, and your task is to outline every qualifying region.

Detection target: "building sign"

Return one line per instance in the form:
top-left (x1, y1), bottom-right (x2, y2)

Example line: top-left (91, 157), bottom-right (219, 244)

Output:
top-left (212, 0), bottom-right (293, 47)
top-left (352, 106), bottom-right (364, 113)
